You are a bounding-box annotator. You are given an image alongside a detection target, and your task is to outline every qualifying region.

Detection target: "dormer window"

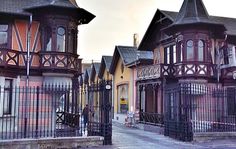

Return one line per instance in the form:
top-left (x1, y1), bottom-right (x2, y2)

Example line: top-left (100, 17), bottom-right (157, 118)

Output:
top-left (0, 24), bottom-right (8, 48)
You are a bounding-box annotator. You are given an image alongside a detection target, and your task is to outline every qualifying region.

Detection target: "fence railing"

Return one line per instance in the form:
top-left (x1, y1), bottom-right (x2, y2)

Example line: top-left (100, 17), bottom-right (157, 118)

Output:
top-left (139, 112), bottom-right (164, 126)
top-left (165, 83), bottom-right (236, 141)
top-left (0, 85), bottom-right (86, 140)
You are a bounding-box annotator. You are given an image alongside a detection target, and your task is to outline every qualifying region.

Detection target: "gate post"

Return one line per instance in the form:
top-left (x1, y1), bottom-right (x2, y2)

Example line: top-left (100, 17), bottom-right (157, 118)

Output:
top-left (102, 81), bottom-right (112, 145)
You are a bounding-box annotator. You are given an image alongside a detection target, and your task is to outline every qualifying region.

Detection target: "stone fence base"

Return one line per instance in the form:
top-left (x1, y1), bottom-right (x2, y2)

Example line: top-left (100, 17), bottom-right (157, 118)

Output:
top-left (194, 132), bottom-right (236, 142)
top-left (0, 136), bottom-right (104, 149)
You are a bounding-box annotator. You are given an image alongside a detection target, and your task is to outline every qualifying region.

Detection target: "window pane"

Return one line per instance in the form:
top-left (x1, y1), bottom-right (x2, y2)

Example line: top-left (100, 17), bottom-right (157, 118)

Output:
top-left (0, 25), bottom-right (8, 31)
top-left (5, 79), bottom-right (11, 88)
top-left (3, 90), bottom-right (10, 114)
top-left (178, 42), bottom-right (183, 62)
top-left (4, 79), bottom-right (12, 115)
top-left (187, 40), bottom-right (194, 61)
top-left (173, 45), bottom-right (176, 63)
top-left (57, 27), bottom-right (66, 52)
top-left (198, 40), bottom-right (204, 61)
top-left (68, 30), bottom-right (75, 53)
top-left (0, 25), bottom-right (8, 47)
top-left (45, 27), bottom-right (52, 51)
top-left (0, 32), bottom-right (7, 45)
top-left (167, 47), bottom-right (170, 64)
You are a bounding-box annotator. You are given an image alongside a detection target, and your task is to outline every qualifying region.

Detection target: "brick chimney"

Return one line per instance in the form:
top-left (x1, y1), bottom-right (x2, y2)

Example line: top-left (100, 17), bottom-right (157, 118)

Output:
top-left (133, 33), bottom-right (139, 48)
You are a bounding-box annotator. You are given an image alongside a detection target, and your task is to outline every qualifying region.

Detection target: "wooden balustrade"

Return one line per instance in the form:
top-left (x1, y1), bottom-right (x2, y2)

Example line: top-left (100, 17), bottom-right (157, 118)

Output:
top-left (137, 62), bottom-right (217, 80)
top-left (0, 48), bottom-right (81, 74)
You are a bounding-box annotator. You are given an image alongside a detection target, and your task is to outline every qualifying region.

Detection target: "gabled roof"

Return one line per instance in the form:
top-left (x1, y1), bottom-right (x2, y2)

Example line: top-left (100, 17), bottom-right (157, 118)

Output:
top-left (84, 68), bottom-right (91, 84)
top-left (98, 56), bottom-right (113, 78)
top-left (90, 63), bottom-right (101, 82)
top-left (138, 9), bottom-right (174, 51)
top-left (24, 0), bottom-right (79, 10)
top-left (110, 46), bottom-right (153, 74)
top-left (139, 7), bottom-right (236, 51)
top-left (0, 0), bottom-right (95, 24)
top-left (126, 51), bottom-right (153, 67)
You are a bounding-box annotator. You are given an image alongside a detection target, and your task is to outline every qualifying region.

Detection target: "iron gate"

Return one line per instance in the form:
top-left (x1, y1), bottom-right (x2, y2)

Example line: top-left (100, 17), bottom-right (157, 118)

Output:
top-left (164, 83), bottom-right (193, 141)
top-left (165, 83), bottom-right (236, 141)
top-left (87, 80), bottom-right (112, 145)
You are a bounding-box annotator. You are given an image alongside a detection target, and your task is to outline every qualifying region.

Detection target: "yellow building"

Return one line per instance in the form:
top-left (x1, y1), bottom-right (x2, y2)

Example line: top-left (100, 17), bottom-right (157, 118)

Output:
top-left (109, 46), bottom-right (152, 122)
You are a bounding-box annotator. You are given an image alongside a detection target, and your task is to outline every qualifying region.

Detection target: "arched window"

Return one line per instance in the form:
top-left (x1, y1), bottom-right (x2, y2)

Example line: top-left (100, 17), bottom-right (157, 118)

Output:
top-left (57, 27), bottom-right (66, 52)
top-left (186, 40), bottom-right (194, 61)
top-left (198, 40), bottom-right (204, 61)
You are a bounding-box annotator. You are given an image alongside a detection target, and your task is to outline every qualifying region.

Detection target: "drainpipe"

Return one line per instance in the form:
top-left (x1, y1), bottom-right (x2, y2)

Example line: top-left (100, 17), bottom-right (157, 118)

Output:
top-left (24, 14), bottom-right (32, 138)
top-left (26, 15), bottom-right (32, 88)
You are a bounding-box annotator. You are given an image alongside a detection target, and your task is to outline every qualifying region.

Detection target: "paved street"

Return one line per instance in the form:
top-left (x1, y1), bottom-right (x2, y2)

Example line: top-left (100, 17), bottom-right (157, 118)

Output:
top-left (87, 122), bottom-right (236, 149)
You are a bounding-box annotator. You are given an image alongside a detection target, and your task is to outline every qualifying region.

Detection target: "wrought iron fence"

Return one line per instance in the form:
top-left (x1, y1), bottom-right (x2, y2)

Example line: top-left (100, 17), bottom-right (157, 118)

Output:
top-left (0, 85), bottom-right (86, 140)
top-left (87, 80), bottom-right (112, 145)
top-left (165, 83), bottom-right (236, 141)
top-left (140, 112), bottom-right (164, 126)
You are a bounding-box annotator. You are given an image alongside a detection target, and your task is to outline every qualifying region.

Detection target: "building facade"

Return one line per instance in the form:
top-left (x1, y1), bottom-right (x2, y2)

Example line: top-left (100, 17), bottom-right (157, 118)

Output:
top-left (109, 46), bottom-right (152, 123)
top-left (137, 0), bottom-right (236, 141)
top-left (0, 0), bottom-right (94, 139)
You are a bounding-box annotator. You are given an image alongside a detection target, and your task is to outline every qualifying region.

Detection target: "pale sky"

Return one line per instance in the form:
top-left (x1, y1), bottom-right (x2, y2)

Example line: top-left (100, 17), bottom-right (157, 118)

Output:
top-left (76, 0), bottom-right (236, 62)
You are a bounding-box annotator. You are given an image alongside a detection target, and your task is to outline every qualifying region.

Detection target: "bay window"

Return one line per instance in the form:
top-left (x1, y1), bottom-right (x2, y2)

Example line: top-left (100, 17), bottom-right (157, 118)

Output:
top-left (178, 38), bottom-right (206, 62)
top-left (42, 21), bottom-right (77, 53)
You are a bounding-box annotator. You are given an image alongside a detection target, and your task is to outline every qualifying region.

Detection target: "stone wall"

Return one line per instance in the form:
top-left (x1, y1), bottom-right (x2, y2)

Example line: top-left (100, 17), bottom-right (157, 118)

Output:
top-left (0, 136), bottom-right (104, 149)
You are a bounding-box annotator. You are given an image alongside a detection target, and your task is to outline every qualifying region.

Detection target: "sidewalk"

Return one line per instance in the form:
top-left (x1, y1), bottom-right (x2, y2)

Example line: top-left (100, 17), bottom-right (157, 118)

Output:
top-left (86, 122), bottom-right (236, 149)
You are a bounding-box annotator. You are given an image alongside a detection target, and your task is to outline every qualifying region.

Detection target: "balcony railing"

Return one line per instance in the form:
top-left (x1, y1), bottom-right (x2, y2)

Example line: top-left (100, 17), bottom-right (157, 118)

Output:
top-left (175, 62), bottom-right (216, 78)
top-left (137, 64), bottom-right (174, 80)
top-left (137, 62), bottom-right (217, 80)
top-left (40, 51), bottom-right (81, 73)
top-left (0, 48), bottom-right (20, 67)
top-left (0, 48), bottom-right (81, 74)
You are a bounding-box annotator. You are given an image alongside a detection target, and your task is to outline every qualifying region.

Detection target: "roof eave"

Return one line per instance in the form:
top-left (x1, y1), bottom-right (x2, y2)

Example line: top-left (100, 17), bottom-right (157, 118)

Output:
top-left (164, 22), bottom-right (226, 35)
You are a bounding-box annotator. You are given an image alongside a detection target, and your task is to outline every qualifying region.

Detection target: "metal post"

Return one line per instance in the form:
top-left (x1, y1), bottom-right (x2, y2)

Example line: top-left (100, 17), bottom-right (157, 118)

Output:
top-left (24, 15), bottom-right (32, 138)
top-left (36, 86), bottom-right (39, 138)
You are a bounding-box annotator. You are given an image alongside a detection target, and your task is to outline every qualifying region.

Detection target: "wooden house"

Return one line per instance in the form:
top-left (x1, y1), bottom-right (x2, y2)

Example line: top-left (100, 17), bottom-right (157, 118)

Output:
top-left (137, 0), bottom-right (236, 141)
